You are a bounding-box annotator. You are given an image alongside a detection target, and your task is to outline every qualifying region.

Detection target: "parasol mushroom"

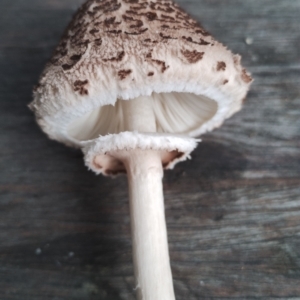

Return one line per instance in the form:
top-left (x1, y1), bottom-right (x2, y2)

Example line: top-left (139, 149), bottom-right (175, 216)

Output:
top-left (30, 0), bottom-right (252, 299)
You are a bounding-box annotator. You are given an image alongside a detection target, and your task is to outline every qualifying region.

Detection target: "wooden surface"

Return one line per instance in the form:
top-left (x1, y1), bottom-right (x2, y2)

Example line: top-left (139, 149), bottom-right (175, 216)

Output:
top-left (0, 0), bottom-right (300, 299)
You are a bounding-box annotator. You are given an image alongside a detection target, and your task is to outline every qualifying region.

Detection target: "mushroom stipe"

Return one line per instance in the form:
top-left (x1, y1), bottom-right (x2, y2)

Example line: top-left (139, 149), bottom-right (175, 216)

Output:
top-left (30, 0), bottom-right (252, 299)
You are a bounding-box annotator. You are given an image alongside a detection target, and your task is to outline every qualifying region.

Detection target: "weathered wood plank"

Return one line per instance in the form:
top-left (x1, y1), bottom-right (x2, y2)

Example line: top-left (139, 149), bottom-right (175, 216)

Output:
top-left (0, 0), bottom-right (299, 299)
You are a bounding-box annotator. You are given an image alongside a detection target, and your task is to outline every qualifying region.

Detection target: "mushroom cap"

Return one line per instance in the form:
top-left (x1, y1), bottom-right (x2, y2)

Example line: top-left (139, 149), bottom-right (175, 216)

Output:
top-left (30, 0), bottom-right (252, 175)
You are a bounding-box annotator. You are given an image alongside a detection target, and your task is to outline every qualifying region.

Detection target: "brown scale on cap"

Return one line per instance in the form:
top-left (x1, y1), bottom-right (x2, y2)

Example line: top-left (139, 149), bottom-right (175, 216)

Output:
top-left (241, 69), bottom-right (253, 83)
top-left (129, 19), bottom-right (144, 28)
top-left (122, 15), bottom-right (135, 22)
top-left (106, 29), bottom-right (122, 34)
top-left (70, 54), bottom-right (82, 61)
top-left (160, 32), bottom-right (176, 40)
top-left (73, 79), bottom-right (89, 95)
top-left (161, 14), bottom-right (175, 21)
top-left (89, 28), bottom-right (99, 35)
top-left (146, 51), bottom-right (169, 73)
top-left (95, 0), bottom-right (122, 14)
top-left (103, 51), bottom-right (125, 62)
top-left (195, 29), bottom-right (210, 36)
top-left (150, 2), bottom-right (175, 13)
top-left (104, 16), bottom-right (121, 27)
top-left (125, 10), bottom-right (158, 22)
top-left (217, 61), bottom-right (226, 71)
top-left (94, 38), bottom-right (102, 46)
top-left (181, 49), bottom-right (204, 64)
top-left (182, 36), bottom-right (210, 46)
top-left (143, 38), bottom-right (158, 43)
top-left (152, 60), bottom-right (169, 73)
top-left (125, 28), bottom-right (148, 35)
top-left (145, 12), bottom-right (157, 21)
top-left (118, 69), bottom-right (132, 80)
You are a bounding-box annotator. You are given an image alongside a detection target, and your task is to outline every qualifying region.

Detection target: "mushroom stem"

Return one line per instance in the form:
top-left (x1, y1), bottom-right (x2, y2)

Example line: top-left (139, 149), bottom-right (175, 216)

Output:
top-left (122, 95), bottom-right (156, 132)
top-left (123, 149), bottom-right (175, 300)
top-left (114, 96), bottom-right (175, 299)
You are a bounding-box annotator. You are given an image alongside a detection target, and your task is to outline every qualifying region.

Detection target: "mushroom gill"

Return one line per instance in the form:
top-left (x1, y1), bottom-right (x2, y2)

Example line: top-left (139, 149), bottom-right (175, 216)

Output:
top-left (67, 92), bottom-right (218, 141)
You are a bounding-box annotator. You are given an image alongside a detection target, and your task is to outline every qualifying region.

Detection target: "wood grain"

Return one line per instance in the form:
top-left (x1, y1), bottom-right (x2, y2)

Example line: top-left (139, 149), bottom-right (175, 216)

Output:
top-left (0, 0), bottom-right (299, 299)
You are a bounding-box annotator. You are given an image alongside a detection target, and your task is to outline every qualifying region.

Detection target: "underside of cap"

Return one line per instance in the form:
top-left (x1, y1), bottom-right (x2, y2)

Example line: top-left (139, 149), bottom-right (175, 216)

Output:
top-left (68, 92), bottom-right (218, 141)
top-left (83, 132), bottom-right (199, 176)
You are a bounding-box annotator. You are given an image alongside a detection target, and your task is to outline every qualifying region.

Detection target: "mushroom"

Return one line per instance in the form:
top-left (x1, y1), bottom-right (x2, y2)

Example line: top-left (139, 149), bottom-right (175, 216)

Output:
top-left (30, 0), bottom-right (252, 299)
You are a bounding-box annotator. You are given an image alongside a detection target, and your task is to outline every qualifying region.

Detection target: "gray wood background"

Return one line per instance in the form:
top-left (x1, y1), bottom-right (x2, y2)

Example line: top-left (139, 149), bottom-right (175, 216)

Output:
top-left (0, 0), bottom-right (300, 299)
